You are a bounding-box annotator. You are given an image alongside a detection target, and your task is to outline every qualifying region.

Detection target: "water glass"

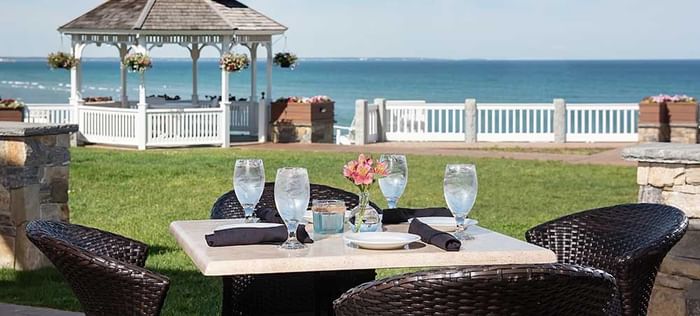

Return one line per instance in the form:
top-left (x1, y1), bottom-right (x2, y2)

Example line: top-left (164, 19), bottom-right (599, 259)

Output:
top-left (378, 154), bottom-right (408, 209)
top-left (274, 167), bottom-right (310, 250)
top-left (233, 159), bottom-right (265, 223)
top-left (311, 200), bottom-right (345, 234)
top-left (443, 164), bottom-right (478, 240)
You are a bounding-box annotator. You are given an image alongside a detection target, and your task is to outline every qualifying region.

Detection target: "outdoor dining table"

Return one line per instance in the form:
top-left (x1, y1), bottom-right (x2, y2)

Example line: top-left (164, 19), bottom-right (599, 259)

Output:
top-left (169, 220), bottom-right (557, 276)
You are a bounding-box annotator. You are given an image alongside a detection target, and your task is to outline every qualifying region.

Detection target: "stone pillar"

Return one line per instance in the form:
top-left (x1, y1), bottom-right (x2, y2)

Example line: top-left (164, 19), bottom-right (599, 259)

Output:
top-left (0, 122), bottom-right (77, 271)
top-left (553, 98), bottom-right (567, 143)
top-left (622, 143), bottom-right (700, 316)
top-left (374, 98), bottom-right (386, 142)
top-left (354, 100), bottom-right (368, 145)
top-left (465, 99), bottom-right (477, 143)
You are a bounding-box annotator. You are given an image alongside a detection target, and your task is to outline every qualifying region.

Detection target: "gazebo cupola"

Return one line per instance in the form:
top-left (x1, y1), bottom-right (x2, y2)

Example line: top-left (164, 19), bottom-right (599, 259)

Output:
top-left (58, 0), bottom-right (287, 144)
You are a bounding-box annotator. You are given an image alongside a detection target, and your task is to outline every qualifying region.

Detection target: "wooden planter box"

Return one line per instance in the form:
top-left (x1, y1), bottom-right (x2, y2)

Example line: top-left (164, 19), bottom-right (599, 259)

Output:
top-left (0, 108), bottom-right (23, 122)
top-left (639, 101), bottom-right (669, 124)
top-left (667, 101), bottom-right (698, 125)
top-left (271, 101), bottom-right (334, 124)
top-left (270, 101), bottom-right (334, 143)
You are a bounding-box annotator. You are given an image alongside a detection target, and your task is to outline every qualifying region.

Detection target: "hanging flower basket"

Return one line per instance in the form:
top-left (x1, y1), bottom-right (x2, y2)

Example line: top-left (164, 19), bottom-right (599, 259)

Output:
top-left (123, 53), bottom-right (153, 73)
top-left (273, 52), bottom-right (298, 68)
top-left (47, 52), bottom-right (78, 70)
top-left (219, 53), bottom-right (250, 72)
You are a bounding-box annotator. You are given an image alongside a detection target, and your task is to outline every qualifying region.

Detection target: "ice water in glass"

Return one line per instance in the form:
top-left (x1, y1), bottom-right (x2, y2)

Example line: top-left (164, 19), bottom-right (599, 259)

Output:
top-left (443, 164), bottom-right (478, 240)
top-left (378, 154), bottom-right (408, 209)
top-left (274, 168), bottom-right (310, 250)
top-left (233, 159), bottom-right (265, 223)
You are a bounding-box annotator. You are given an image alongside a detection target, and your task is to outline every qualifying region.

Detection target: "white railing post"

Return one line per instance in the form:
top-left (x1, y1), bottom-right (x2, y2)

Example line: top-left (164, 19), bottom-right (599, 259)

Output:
top-left (221, 103), bottom-right (231, 147)
top-left (374, 98), bottom-right (386, 142)
top-left (465, 99), bottom-right (477, 143)
top-left (136, 105), bottom-right (147, 150)
top-left (553, 98), bottom-right (567, 143)
top-left (355, 99), bottom-right (368, 145)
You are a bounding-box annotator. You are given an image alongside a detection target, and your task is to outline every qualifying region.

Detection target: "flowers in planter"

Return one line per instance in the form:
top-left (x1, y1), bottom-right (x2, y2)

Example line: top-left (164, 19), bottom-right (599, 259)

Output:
top-left (219, 53), bottom-right (250, 72)
top-left (273, 52), bottom-right (298, 68)
top-left (276, 95), bottom-right (334, 104)
top-left (644, 94), bottom-right (696, 103)
top-left (0, 99), bottom-right (25, 109)
top-left (123, 53), bottom-right (153, 73)
top-left (47, 52), bottom-right (78, 70)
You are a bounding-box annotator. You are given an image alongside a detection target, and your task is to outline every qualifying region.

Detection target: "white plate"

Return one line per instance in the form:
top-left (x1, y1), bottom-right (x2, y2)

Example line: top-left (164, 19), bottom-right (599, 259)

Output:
top-left (214, 223), bottom-right (283, 232)
top-left (408, 217), bottom-right (479, 232)
top-left (344, 232), bottom-right (421, 250)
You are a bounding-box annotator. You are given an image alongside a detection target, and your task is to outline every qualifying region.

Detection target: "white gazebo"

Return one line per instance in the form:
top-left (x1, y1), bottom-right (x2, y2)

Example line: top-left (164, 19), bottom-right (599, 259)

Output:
top-left (26, 0), bottom-right (287, 149)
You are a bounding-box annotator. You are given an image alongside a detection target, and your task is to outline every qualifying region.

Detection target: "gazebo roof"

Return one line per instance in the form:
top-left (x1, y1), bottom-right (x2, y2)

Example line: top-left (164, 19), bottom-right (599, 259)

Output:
top-left (59, 0), bottom-right (287, 35)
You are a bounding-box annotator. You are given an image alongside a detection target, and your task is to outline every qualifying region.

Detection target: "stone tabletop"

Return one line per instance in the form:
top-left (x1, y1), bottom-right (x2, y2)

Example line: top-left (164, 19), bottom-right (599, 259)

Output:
top-left (170, 220), bottom-right (557, 276)
top-left (622, 143), bottom-right (700, 164)
top-left (0, 122), bottom-right (78, 137)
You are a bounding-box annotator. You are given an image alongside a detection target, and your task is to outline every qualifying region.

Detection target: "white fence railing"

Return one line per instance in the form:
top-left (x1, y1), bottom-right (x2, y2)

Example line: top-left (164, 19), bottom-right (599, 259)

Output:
top-left (78, 106), bottom-right (139, 146)
top-left (385, 101), bottom-right (467, 141)
top-left (230, 101), bottom-right (258, 135)
top-left (147, 108), bottom-right (222, 146)
top-left (24, 104), bottom-right (74, 124)
top-left (477, 103), bottom-right (555, 142)
top-left (23, 101), bottom-right (264, 149)
top-left (346, 98), bottom-right (640, 144)
top-left (566, 103), bottom-right (639, 142)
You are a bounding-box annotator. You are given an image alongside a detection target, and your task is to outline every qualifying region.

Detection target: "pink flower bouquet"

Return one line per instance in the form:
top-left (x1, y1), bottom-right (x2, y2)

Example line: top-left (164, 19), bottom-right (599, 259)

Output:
top-left (343, 154), bottom-right (387, 232)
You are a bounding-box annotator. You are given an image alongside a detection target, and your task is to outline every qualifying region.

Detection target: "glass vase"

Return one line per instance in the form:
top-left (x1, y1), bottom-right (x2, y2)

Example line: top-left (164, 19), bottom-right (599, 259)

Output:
top-left (350, 191), bottom-right (380, 233)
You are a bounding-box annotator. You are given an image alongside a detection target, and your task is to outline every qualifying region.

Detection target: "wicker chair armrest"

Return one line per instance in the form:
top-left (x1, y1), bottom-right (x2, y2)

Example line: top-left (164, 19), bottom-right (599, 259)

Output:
top-left (616, 216), bottom-right (688, 265)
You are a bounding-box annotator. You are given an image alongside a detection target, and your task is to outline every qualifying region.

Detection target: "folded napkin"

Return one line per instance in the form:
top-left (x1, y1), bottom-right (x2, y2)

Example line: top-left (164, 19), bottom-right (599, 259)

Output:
top-left (381, 207), bottom-right (453, 225)
top-left (408, 218), bottom-right (461, 251)
top-left (205, 208), bottom-right (313, 247)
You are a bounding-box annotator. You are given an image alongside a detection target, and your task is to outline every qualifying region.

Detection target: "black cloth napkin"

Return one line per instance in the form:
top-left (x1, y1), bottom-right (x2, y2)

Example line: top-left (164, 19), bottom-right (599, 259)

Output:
top-left (205, 208), bottom-right (313, 247)
top-left (381, 207), bottom-right (453, 225)
top-left (408, 218), bottom-right (461, 251)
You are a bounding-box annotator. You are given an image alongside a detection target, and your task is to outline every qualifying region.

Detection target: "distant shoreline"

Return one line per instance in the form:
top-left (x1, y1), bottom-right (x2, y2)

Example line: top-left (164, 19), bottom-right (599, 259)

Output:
top-left (2, 57), bottom-right (700, 62)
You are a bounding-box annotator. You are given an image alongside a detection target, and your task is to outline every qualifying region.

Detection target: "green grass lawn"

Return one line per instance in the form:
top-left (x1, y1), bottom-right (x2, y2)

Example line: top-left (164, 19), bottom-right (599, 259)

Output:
top-left (0, 147), bottom-right (638, 315)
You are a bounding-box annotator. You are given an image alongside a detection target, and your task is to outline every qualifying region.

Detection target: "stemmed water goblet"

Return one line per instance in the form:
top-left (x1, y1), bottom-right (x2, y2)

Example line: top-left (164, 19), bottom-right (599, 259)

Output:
top-left (274, 167), bottom-right (310, 250)
top-left (378, 154), bottom-right (408, 209)
top-left (233, 159), bottom-right (265, 223)
top-left (443, 164), bottom-right (478, 240)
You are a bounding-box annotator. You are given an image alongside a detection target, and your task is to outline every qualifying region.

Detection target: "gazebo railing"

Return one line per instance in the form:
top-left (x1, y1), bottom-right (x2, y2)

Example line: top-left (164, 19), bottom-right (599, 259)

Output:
top-left (23, 103), bottom-right (261, 148)
top-left (24, 104), bottom-right (74, 124)
top-left (147, 108), bottom-right (222, 146)
top-left (78, 106), bottom-right (139, 146)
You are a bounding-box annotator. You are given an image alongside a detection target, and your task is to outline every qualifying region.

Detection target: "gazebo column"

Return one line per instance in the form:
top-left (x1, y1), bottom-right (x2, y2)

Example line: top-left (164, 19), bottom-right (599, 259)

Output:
top-left (135, 36), bottom-right (148, 150)
top-left (190, 44), bottom-right (201, 105)
top-left (69, 40), bottom-right (86, 109)
top-left (248, 43), bottom-right (258, 136)
top-left (259, 42), bottom-right (273, 143)
top-left (118, 43), bottom-right (129, 108)
top-left (220, 38), bottom-right (232, 148)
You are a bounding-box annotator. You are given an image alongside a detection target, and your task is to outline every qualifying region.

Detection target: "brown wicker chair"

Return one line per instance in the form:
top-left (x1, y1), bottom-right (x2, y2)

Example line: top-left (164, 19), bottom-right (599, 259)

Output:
top-left (26, 220), bottom-right (170, 316)
top-left (526, 203), bottom-right (688, 316)
top-left (334, 264), bottom-right (621, 316)
top-left (211, 183), bottom-right (380, 316)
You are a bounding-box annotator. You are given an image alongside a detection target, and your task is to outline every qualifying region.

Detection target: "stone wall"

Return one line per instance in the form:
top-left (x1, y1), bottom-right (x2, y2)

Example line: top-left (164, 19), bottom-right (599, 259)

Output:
top-left (623, 143), bottom-right (700, 316)
top-left (0, 123), bottom-right (77, 270)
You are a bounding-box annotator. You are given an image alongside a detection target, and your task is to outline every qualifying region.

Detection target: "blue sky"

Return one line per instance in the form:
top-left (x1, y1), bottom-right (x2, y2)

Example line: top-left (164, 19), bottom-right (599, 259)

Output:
top-left (2, 0), bottom-right (699, 59)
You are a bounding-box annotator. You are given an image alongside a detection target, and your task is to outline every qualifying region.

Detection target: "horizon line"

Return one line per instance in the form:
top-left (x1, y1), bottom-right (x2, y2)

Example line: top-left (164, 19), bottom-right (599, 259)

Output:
top-left (2, 56), bottom-right (700, 62)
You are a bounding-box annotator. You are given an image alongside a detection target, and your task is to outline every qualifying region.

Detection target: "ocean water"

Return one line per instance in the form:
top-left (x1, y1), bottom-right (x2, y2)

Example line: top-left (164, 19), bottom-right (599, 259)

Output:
top-left (1, 58), bottom-right (699, 126)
